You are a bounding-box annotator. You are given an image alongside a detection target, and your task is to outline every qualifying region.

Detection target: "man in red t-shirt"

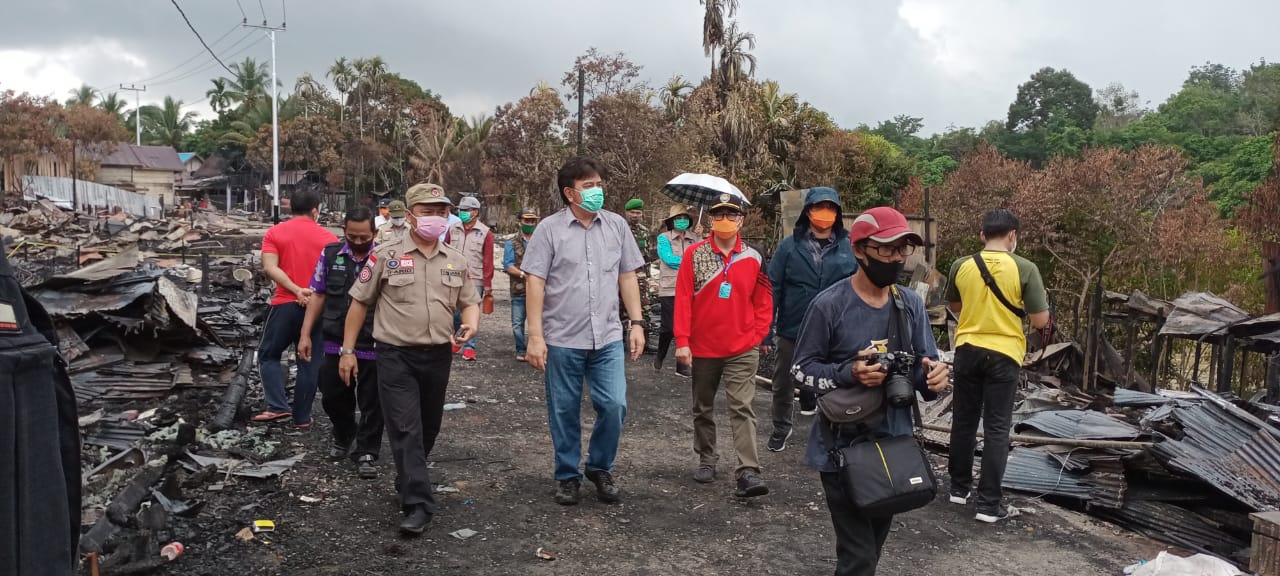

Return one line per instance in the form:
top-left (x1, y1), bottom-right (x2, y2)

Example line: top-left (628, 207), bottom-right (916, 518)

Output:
top-left (255, 188), bottom-right (337, 426)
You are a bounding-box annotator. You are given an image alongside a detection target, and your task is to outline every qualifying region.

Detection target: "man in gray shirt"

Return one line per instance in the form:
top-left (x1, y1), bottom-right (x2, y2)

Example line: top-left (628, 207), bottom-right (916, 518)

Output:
top-left (522, 157), bottom-right (646, 507)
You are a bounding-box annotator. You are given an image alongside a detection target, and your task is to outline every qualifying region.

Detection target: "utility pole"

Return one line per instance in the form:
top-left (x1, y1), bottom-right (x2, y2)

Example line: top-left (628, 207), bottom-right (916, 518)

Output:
top-left (243, 20), bottom-right (286, 223)
top-left (120, 84), bottom-right (146, 146)
top-left (576, 68), bottom-right (585, 156)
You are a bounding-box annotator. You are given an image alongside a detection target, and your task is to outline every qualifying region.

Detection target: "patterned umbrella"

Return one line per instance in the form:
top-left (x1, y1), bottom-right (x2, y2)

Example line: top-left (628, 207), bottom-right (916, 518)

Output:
top-left (660, 173), bottom-right (750, 208)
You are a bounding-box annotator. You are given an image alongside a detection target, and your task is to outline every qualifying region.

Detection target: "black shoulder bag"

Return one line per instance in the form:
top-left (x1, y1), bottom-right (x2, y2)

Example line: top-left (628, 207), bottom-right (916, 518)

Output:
top-left (971, 252), bottom-right (1026, 318)
top-left (823, 287), bottom-right (938, 518)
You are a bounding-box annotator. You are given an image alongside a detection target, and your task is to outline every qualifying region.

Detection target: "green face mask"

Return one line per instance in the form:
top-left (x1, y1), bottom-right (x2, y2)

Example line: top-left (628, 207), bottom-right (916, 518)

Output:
top-left (520, 223), bottom-right (536, 235)
top-left (673, 218), bottom-right (691, 231)
top-left (459, 211), bottom-right (474, 224)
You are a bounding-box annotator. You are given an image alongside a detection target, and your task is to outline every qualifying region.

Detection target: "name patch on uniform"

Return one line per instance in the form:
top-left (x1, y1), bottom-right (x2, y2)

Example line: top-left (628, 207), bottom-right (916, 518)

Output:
top-left (358, 266), bottom-right (373, 283)
top-left (0, 302), bottom-right (19, 333)
top-left (441, 269), bottom-right (465, 280)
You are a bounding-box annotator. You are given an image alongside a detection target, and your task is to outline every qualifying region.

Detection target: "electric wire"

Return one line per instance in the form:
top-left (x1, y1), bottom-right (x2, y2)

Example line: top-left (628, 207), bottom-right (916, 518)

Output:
top-left (169, 0), bottom-right (235, 76)
top-left (127, 23), bottom-right (238, 85)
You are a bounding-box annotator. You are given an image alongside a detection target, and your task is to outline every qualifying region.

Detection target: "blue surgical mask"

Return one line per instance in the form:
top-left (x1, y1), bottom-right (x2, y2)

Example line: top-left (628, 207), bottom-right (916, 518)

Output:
top-left (578, 187), bottom-right (605, 213)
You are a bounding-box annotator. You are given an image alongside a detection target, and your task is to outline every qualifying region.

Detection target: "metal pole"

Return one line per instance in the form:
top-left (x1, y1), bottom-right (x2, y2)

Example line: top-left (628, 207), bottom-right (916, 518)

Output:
top-left (576, 67), bottom-right (585, 156)
top-left (270, 29), bottom-right (280, 224)
top-left (71, 142), bottom-right (78, 214)
top-left (226, 181), bottom-right (231, 213)
top-left (120, 84), bottom-right (146, 146)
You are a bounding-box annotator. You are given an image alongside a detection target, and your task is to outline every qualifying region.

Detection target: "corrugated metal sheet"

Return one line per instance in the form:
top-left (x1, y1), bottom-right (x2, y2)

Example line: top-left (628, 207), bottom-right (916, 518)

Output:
top-left (1002, 448), bottom-right (1093, 500)
top-left (1151, 399), bottom-right (1280, 512)
top-left (1092, 499), bottom-right (1247, 560)
top-left (1159, 292), bottom-right (1250, 339)
top-left (22, 175), bottom-right (162, 218)
top-left (1113, 388), bottom-right (1172, 407)
top-left (91, 144), bottom-right (184, 172)
top-left (1016, 410), bottom-right (1142, 440)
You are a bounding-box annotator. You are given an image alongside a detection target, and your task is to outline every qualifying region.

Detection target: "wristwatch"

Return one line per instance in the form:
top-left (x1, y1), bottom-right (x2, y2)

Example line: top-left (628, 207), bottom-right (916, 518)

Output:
top-left (338, 348), bottom-right (356, 356)
top-left (627, 320), bottom-right (645, 329)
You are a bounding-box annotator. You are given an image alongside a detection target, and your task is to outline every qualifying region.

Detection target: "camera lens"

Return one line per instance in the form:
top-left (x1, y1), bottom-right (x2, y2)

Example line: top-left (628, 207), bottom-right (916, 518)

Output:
top-left (884, 374), bottom-right (914, 407)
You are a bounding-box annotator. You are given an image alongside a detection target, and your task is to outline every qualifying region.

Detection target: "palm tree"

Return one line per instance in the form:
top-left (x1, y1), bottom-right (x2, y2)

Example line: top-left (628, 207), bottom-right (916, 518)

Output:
top-left (294, 72), bottom-right (326, 118)
top-left (761, 81), bottom-right (797, 159)
top-left (224, 57), bottom-right (271, 113)
top-left (97, 92), bottom-right (129, 124)
top-left (206, 78), bottom-right (232, 116)
top-left (352, 56), bottom-right (388, 136)
top-left (141, 96), bottom-right (198, 148)
top-left (700, 0), bottom-right (739, 79)
top-left (529, 80), bottom-right (557, 97)
top-left (327, 57), bottom-right (356, 123)
top-left (717, 21), bottom-right (757, 91)
top-left (721, 86), bottom-right (758, 175)
top-left (661, 75), bottom-right (695, 122)
top-left (219, 99), bottom-right (275, 146)
top-left (66, 84), bottom-right (99, 107)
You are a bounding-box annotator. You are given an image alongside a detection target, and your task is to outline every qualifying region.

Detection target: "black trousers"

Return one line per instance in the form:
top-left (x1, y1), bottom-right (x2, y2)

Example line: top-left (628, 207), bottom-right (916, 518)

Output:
top-left (948, 343), bottom-right (1021, 512)
top-left (771, 337), bottom-right (816, 435)
top-left (377, 343), bottom-right (451, 514)
top-left (655, 296), bottom-right (675, 365)
top-left (820, 472), bottom-right (893, 576)
top-left (0, 343), bottom-right (76, 576)
top-left (319, 353), bottom-right (383, 460)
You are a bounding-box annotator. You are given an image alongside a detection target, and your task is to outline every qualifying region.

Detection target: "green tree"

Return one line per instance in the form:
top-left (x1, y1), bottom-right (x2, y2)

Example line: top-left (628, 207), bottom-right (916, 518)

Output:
top-left (65, 84), bottom-right (98, 107)
top-left (224, 57), bottom-right (271, 113)
top-left (1003, 67), bottom-right (1098, 164)
top-left (141, 96), bottom-right (198, 148)
top-left (716, 21), bottom-right (757, 93)
top-left (206, 78), bottom-right (232, 116)
top-left (661, 75), bottom-right (695, 122)
top-left (700, 0), bottom-right (739, 79)
top-left (1094, 83), bottom-right (1147, 131)
top-left (327, 57), bottom-right (356, 123)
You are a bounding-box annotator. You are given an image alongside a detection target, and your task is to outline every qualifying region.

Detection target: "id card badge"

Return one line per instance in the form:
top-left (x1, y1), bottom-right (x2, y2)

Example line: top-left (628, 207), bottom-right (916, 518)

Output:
top-left (718, 282), bottom-right (732, 299)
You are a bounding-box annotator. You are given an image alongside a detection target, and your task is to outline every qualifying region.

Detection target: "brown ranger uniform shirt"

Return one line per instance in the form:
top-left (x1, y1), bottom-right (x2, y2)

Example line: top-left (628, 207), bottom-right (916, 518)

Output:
top-left (348, 234), bottom-right (480, 347)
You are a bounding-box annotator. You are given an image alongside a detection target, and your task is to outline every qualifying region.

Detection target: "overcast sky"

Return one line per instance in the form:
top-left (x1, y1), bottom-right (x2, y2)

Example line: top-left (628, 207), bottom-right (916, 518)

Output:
top-left (3, 0), bottom-right (1278, 134)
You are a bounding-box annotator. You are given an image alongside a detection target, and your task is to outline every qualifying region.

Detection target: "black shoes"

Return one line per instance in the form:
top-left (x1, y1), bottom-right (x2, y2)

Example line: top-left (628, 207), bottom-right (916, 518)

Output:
top-left (976, 503), bottom-right (1021, 523)
top-left (356, 454), bottom-right (377, 479)
top-left (328, 440), bottom-right (350, 460)
top-left (675, 363), bottom-right (691, 378)
top-left (735, 468), bottom-right (769, 498)
top-left (399, 506), bottom-right (432, 535)
top-left (692, 464), bottom-right (715, 484)
top-left (949, 487), bottom-right (971, 505)
top-left (555, 478), bottom-right (581, 506)
top-left (767, 429), bottom-right (792, 452)
top-left (585, 469), bottom-right (621, 504)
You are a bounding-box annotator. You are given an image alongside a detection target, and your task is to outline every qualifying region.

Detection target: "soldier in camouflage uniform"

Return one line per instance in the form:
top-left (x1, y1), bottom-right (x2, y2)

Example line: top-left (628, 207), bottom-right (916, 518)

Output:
top-left (623, 198), bottom-right (655, 352)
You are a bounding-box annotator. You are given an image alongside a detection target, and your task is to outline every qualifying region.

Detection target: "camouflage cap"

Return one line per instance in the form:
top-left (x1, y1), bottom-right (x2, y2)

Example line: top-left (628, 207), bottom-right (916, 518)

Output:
top-left (405, 183), bottom-right (450, 207)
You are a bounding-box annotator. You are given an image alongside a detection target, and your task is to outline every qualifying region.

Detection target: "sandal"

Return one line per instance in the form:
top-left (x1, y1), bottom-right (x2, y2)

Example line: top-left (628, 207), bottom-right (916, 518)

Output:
top-left (293, 420), bottom-right (314, 430)
top-left (516, 355), bottom-right (527, 362)
top-left (252, 410), bottom-right (292, 422)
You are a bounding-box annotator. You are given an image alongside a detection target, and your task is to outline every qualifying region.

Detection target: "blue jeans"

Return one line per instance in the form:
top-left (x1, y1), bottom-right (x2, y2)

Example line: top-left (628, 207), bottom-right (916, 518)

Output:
top-left (545, 340), bottom-right (627, 481)
top-left (453, 284), bottom-right (483, 352)
top-left (258, 303), bottom-right (322, 424)
top-left (511, 296), bottom-right (527, 355)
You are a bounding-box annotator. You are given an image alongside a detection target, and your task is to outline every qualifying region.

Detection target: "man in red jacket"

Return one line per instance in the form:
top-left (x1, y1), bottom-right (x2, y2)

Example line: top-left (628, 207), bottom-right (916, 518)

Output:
top-left (674, 192), bottom-right (773, 498)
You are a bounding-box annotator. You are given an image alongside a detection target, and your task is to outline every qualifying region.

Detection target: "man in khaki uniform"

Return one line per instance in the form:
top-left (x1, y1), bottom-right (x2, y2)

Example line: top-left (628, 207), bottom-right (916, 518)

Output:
top-left (340, 182), bottom-right (481, 535)
top-left (375, 200), bottom-right (410, 244)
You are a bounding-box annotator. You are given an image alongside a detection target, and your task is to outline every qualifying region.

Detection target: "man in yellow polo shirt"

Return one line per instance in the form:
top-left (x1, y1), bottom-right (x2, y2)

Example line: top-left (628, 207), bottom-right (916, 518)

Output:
top-left (945, 209), bottom-right (1050, 524)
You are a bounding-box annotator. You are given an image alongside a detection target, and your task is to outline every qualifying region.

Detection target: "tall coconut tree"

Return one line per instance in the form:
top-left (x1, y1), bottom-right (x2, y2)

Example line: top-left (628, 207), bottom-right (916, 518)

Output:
top-left (66, 84), bottom-right (99, 107)
top-left (206, 78), bottom-right (232, 116)
top-left (141, 96), bottom-right (199, 148)
top-left (700, 0), bottom-right (739, 79)
top-left (352, 56), bottom-right (388, 136)
top-left (717, 21), bottom-right (757, 91)
top-left (293, 72), bottom-right (326, 118)
top-left (97, 92), bottom-right (128, 124)
top-left (661, 75), bottom-right (695, 122)
top-left (327, 57), bottom-right (356, 123)
top-left (225, 57), bottom-right (271, 113)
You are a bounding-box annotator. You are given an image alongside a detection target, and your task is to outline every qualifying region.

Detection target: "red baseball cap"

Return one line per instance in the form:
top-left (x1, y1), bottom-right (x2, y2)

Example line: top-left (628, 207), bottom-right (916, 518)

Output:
top-left (849, 206), bottom-right (923, 245)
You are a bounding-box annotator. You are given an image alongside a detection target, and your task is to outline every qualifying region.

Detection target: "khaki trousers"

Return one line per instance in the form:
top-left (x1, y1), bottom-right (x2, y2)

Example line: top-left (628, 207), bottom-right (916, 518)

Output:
top-left (691, 349), bottom-right (761, 473)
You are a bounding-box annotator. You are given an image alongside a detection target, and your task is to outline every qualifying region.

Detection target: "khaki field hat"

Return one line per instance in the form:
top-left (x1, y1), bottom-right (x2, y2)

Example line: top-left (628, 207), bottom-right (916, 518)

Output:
top-left (406, 183), bottom-right (450, 207)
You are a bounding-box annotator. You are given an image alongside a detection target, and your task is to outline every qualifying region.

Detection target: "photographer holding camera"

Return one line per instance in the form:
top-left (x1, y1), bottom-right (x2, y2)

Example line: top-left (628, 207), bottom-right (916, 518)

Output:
top-left (791, 206), bottom-right (950, 576)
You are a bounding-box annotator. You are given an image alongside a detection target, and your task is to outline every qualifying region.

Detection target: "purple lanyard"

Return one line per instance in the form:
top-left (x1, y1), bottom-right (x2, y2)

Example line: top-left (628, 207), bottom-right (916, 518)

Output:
top-left (721, 251), bottom-right (739, 282)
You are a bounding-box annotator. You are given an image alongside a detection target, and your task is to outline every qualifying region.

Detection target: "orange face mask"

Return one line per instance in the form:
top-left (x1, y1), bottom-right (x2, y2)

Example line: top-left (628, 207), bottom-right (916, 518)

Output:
top-left (809, 207), bottom-right (837, 230)
top-left (711, 219), bottom-right (740, 240)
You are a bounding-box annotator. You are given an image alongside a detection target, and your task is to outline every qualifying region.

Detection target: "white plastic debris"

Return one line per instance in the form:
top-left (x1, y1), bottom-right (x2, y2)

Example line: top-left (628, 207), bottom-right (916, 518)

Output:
top-left (450, 528), bottom-right (477, 540)
top-left (443, 403), bottom-right (466, 411)
top-left (1123, 552), bottom-right (1241, 576)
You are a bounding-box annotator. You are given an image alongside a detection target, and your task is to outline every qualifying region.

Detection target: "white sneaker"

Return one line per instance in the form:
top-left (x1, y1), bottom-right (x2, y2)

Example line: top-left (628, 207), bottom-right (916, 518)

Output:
top-left (799, 408), bottom-right (817, 417)
top-left (948, 489), bottom-right (971, 505)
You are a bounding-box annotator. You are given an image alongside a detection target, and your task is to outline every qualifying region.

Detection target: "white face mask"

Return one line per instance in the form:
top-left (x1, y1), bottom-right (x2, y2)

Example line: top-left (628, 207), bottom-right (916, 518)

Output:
top-left (391, 217), bottom-right (406, 227)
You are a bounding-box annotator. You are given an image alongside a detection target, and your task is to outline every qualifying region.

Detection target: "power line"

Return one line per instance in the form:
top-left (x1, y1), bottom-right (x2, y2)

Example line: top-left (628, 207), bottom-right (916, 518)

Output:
top-left (169, 0), bottom-right (235, 76)
top-left (128, 23), bottom-right (239, 85)
top-left (257, 0), bottom-right (267, 24)
top-left (234, 0), bottom-right (247, 22)
top-left (148, 33), bottom-right (266, 87)
top-left (281, 0), bottom-right (287, 27)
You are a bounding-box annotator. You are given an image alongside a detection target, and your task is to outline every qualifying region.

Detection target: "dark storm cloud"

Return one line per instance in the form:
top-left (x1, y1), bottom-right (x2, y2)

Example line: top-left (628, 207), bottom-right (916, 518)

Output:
top-left (2, 0), bottom-right (1279, 132)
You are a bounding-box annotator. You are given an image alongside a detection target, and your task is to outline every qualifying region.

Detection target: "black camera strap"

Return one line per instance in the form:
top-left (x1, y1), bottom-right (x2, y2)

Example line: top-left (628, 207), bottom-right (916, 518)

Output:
top-left (971, 252), bottom-right (1026, 318)
top-left (888, 287), bottom-right (925, 430)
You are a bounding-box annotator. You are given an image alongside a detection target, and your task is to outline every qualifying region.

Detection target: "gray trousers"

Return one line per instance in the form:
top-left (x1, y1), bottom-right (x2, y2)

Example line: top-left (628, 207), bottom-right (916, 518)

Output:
top-left (770, 337), bottom-right (816, 436)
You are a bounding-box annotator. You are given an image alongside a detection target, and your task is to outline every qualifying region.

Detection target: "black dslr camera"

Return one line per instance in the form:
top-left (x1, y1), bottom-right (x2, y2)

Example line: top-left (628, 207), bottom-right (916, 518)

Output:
top-left (867, 351), bottom-right (919, 408)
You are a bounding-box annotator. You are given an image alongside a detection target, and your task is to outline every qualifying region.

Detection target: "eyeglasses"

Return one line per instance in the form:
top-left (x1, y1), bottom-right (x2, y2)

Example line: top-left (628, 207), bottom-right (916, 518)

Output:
top-left (708, 212), bottom-right (743, 222)
top-left (861, 243), bottom-right (917, 258)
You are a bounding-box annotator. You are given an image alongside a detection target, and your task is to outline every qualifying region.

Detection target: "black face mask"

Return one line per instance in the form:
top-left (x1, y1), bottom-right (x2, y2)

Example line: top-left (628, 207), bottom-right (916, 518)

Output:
top-left (348, 240), bottom-right (373, 254)
top-left (858, 255), bottom-right (904, 288)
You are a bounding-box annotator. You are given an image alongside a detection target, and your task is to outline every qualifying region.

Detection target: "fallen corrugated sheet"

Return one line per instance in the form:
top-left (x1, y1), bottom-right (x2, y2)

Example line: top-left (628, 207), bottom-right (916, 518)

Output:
top-left (1016, 410), bottom-right (1143, 440)
top-left (1150, 399), bottom-right (1280, 512)
top-left (1158, 292), bottom-right (1249, 340)
top-left (21, 175), bottom-right (162, 218)
top-left (1092, 499), bottom-right (1248, 561)
top-left (84, 421), bottom-right (147, 451)
top-left (184, 452), bottom-right (305, 479)
top-left (1002, 447), bottom-right (1094, 501)
top-left (1113, 388), bottom-right (1173, 407)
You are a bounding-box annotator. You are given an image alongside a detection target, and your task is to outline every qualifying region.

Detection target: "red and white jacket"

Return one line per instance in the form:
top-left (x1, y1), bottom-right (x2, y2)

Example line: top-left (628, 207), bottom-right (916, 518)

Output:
top-left (674, 236), bottom-right (773, 359)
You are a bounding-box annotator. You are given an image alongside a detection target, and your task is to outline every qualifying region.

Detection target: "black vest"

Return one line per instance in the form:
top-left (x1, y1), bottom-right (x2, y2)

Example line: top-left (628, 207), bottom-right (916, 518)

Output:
top-left (320, 242), bottom-right (376, 350)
